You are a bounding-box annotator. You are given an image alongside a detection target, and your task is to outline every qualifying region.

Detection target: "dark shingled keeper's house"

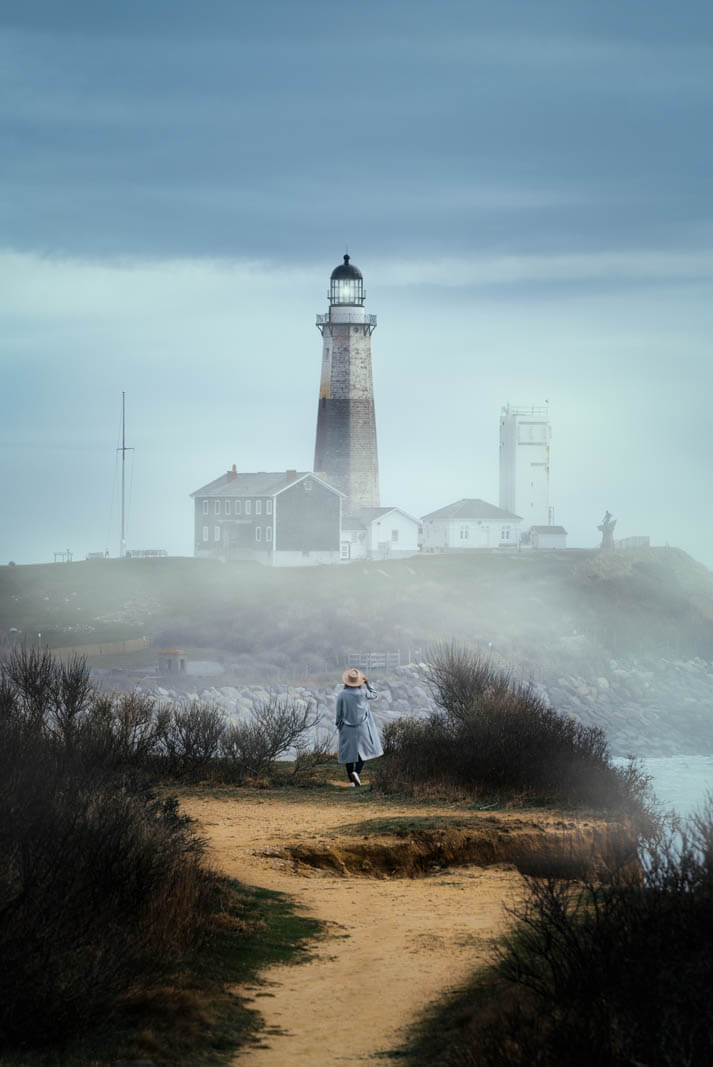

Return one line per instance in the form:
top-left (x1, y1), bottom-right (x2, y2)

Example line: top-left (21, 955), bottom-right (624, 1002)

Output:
top-left (191, 466), bottom-right (343, 566)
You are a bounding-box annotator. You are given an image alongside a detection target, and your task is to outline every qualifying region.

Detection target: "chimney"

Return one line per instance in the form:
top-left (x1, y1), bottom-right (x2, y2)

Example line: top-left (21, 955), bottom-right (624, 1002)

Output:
top-left (285, 469), bottom-right (298, 483)
top-left (227, 463), bottom-right (237, 480)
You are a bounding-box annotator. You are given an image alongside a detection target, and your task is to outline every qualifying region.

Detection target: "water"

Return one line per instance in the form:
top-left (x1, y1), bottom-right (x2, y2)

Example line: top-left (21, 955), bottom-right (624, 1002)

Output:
top-left (615, 755), bottom-right (713, 819)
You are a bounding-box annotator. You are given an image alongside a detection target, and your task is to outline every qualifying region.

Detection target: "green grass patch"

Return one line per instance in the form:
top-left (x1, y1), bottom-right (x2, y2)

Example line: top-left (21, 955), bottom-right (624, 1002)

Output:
top-left (0, 879), bottom-right (324, 1067)
top-left (337, 813), bottom-right (509, 837)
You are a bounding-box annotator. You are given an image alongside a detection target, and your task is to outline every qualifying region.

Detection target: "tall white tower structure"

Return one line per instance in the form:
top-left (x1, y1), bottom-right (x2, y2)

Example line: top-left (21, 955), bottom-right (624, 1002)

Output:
top-left (314, 254), bottom-right (380, 512)
top-left (499, 404), bottom-right (552, 528)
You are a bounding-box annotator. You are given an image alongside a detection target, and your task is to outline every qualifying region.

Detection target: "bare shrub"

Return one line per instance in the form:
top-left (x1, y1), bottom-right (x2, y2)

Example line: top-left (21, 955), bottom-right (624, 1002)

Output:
top-left (426, 642), bottom-right (514, 723)
top-left (0, 653), bottom-right (220, 1048)
top-left (221, 695), bottom-right (319, 779)
top-left (374, 645), bottom-right (650, 815)
top-left (292, 728), bottom-right (335, 779)
top-left (3, 646), bottom-right (63, 730)
top-left (157, 701), bottom-right (227, 778)
top-left (378, 715), bottom-right (454, 793)
top-left (413, 803), bottom-right (713, 1066)
top-left (0, 770), bottom-right (215, 1044)
top-left (49, 653), bottom-right (94, 747)
top-left (71, 691), bottom-right (163, 775)
top-left (111, 691), bottom-right (163, 764)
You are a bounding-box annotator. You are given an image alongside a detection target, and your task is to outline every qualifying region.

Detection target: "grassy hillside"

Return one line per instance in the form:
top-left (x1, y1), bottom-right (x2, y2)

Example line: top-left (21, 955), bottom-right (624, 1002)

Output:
top-left (2, 548), bottom-right (712, 676)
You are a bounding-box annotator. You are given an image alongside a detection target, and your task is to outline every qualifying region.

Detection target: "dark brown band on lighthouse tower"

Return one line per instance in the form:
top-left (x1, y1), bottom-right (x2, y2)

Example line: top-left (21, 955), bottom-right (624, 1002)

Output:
top-left (314, 396), bottom-right (380, 508)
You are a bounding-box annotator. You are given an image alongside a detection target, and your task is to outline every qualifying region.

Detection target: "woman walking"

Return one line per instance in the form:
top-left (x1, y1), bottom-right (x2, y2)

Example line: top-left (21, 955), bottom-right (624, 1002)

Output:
top-left (336, 668), bottom-right (383, 786)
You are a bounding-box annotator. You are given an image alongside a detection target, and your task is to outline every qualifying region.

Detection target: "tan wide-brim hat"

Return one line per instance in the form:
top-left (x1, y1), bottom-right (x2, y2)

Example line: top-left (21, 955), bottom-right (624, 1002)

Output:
top-left (342, 667), bottom-right (366, 687)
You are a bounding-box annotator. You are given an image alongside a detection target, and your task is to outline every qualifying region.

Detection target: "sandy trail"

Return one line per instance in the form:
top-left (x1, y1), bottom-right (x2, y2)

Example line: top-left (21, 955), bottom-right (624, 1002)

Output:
top-left (181, 787), bottom-right (527, 1066)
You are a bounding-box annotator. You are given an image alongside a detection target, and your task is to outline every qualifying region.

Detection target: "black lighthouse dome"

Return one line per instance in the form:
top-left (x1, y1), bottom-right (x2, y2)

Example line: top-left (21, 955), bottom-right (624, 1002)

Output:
top-left (329, 254), bottom-right (365, 306)
top-left (330, 253), bottom-right (363, 281)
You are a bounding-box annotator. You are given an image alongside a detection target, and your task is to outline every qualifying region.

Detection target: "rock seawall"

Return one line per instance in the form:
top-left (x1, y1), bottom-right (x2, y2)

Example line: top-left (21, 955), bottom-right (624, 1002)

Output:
top-left (540, 656), bottom-right (713, 756)
top-left (135, 655), bottom-right (713, 758)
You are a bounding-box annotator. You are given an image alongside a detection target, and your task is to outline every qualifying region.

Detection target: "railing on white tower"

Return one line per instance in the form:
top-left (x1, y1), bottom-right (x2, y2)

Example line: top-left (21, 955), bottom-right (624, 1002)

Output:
top-left (501, 404), bottom-right (549, 418)
top-left (316, 313), bottom-right (377, 326)
top-left (316, 312), bottom-right (377, 336)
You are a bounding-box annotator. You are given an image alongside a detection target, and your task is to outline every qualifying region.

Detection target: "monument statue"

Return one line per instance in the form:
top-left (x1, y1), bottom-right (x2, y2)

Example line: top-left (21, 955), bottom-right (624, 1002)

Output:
top-left (598, 510), bottom-right (617, 551)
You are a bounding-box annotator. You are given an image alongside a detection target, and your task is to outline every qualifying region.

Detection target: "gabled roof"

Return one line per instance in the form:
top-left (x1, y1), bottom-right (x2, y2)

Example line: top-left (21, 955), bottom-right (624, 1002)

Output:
top-left (422, 499), bottom-right (522, 523)
top-left (342, 514), bottom-right (367, 531)
top-left (531, 525), bottom-right (568, 534)
top-left (358, 506), bottom-right (421, 526)
top-left (192, 471), bottom-right (235, 496)
top-left (191, 471), bottom-right (343, 499)
top-left (274, 472), bottom-right (345, 498)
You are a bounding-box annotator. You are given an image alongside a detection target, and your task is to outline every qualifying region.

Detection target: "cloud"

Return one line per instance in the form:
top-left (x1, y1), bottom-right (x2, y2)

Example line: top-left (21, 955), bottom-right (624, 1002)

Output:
top-left (3, 244), bottom-right (710, 333)
top-left (2, 4), bottom-right (712, 265)
top-left (377, 250), bottom-right (713, 288)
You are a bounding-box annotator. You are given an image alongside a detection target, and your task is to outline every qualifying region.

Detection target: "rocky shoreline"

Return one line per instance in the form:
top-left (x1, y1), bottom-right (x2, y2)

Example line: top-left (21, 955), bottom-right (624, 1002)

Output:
top-left (131, 655), bottom-right (713, 759)
top-left (540, 656), bottom-right (713, 757)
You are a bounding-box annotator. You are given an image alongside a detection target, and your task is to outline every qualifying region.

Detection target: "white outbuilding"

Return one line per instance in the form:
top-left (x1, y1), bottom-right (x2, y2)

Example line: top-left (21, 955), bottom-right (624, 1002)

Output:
top-left (530, 525), bottom-right (568, 550)
top-left (421, 498), bottom-right (522, 551)
top-left (341, 506), bottom-right (421, 561)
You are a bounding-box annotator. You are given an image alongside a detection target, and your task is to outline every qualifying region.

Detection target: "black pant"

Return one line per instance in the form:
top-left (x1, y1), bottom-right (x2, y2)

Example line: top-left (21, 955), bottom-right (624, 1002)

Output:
top-left (346, 757), bottom-right (364, 780)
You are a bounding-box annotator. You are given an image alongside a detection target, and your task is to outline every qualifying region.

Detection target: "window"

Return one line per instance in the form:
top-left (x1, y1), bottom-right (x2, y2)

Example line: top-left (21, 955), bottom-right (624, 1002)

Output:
top-left (214, 500), bottom-right (221, 515)
top-left (266, 499), bottom-right (273, 515)
top-left (391, 529), bottom-right (399, 543)
top-left (266, 526), bottom-right (272, 542)
top-left (255, 500), bottom-right (262, 515)
top-left (245, 500), bottom-right (252, 515)
top-left (214, 525), bottom-right (221, 542)
top-left (460, 524), bottom-right (469, 540)
top-left (303, 480), bottom-right (312, 492)
top-left (255, 526), bottom-right (262, 542)
top-left (202, 525), bottom-right (209, 542)
top-left (350, 530), bottom-right (357, 543)
top-left (341, 542), bottom-right (350, 560)
top-left (235, 499), bottom-right (242, 515)
top-left (224, 500), bottom-right (231, 516)
top-left (202, 500), bottom-right (209, 515)
top-left (501, 526), bottom-right (510, 541)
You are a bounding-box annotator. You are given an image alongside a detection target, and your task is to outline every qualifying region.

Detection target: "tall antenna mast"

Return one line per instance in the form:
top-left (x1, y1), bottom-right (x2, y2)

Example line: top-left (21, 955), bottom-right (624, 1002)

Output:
top-left (117, 391), bottom-right (134, 557)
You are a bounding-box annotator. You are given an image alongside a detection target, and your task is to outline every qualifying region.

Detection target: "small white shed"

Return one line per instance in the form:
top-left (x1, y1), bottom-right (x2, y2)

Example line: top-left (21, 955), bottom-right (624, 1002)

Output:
top-left (341, 507), bottom-right (421, 561)
top-left (361, 507), bottom-right (421, 559)
top-left (530, 525), bottom-right (568, 550)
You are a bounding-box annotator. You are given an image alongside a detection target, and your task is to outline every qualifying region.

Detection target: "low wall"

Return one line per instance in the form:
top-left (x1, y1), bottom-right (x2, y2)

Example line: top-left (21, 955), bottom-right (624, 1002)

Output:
top-left (51, 636), bottom-right (151, 658)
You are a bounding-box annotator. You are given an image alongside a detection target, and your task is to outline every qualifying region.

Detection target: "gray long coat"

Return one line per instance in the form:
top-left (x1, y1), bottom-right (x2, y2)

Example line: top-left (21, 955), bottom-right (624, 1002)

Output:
top-left (335, 686), bottom-right (384, 764)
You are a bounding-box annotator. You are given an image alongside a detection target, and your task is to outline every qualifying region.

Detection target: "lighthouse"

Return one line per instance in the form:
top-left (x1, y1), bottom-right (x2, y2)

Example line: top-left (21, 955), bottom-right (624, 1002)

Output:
top-left (313, 254), bottom-right (380, 512)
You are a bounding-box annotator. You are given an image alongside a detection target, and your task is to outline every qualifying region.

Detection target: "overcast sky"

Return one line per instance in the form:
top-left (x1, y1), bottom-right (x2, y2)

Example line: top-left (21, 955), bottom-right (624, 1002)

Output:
top-left (1, 0), bottom-right (712, 566)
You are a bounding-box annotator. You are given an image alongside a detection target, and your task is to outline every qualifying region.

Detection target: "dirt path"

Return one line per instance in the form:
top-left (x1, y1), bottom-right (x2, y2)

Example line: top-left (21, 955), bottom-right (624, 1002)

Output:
top-left (181, 787), bottom-right (529, 1065)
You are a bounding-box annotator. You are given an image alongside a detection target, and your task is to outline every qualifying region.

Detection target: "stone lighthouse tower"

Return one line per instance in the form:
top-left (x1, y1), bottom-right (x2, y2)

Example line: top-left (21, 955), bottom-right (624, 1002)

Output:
top-left (314, 254), bottom-right (380, 511)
